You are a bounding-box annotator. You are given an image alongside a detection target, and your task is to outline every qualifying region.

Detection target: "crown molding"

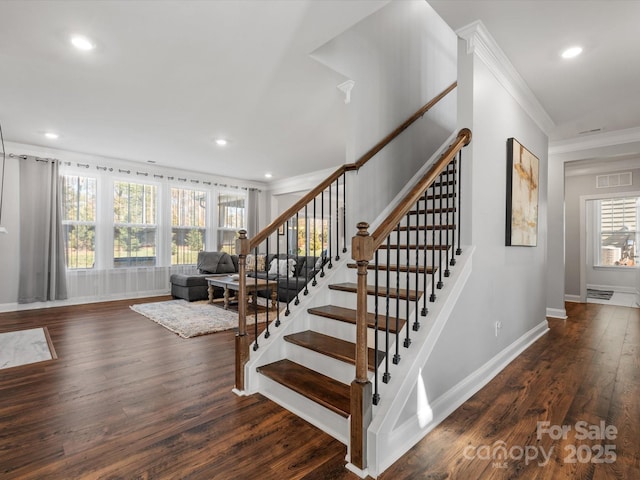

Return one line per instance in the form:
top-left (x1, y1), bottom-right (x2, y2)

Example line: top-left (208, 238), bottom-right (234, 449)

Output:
top-left (549, 126), bottom-right (640, 155)
top-left (456, 20), bottom-right (555, 135)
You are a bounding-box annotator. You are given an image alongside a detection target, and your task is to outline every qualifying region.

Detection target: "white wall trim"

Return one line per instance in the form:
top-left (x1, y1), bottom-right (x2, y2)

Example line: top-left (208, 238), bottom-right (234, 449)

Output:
top-left (0, 290), bottom-right (168, 313)
top-left (549, 126), bottom-right (640, 155)
top-left (587, 284), bottom-right (638, 295)
top-left (564, 294), bottom-right (581, 303)
top-left (546, 308), bottom-right (568, 319)
top-left (456, 20), bottom-right (554, 134)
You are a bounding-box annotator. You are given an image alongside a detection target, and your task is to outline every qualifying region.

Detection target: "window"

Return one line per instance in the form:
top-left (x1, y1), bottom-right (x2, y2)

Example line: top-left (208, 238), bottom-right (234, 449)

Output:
top-left (292, 216), bottom-right (329, 256)
top-left (597, 197), bottom-right (638, 267)
top-left (171, 187), bottom-right (206, 264)
top-left (62, 175), bottom-right (97, 269)
top-left (217, 192), bottom-right (246, 254)
top-left (113, 181), bottom-right (157, 267)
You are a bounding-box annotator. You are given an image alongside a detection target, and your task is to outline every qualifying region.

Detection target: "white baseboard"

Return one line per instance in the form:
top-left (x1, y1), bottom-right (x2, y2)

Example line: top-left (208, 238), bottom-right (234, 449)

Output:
top-left (564, 294), bottom-right (581, 303)
top-left (0, 290), bottom-right (169, 313)
top-left (546, 308), bottom-right (567, 319)
top-left (587, 284), bottom-right (637, 294)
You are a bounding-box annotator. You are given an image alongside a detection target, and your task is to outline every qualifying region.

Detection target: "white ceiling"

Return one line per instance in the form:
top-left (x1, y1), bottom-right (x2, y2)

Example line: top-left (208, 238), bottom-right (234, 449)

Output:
top-left (428, 0), bottom-right (640, 141)
top-left (1, 0), bottom-right (639, 183)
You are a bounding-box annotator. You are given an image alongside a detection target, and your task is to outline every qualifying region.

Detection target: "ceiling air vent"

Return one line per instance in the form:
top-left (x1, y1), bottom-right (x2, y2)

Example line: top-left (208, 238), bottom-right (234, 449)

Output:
top-left (596, 172), bottom-right (632, 188)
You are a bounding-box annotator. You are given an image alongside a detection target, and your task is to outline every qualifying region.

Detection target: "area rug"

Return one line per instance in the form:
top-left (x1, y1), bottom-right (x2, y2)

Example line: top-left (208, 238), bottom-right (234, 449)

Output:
top-left (587, 289), bottom-right (614, 300)
top-left (0, 327), bottom-right (57, 370)
top-left (130, 299), bottom-right (277, 338)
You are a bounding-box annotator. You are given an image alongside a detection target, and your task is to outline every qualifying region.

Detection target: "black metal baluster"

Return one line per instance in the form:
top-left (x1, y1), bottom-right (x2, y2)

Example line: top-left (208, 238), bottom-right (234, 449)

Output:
top-left (275, 230), bottom-right (281, 327)
top-left (285, 219), bottom-right (290, 316)
top-left (422, 192), bottom-right (429, 316)
top-left (328, 187), bottom-right (333, 269)
top-left (437, 173), bottom-right (444, 290)
top-left (456, 151), bottom-right (463, 256)
top-left (414, 198), bottom-right (421, 330)
top-left (450, 155), bottom-right (457, 266)
top-left (312, 198), bottom-right (318, 286)
top-left (404, 212), bottom-right (411, 348)
top-left (342, 172), bottom-right (347, 254)
top-left (304, 205), bottom-right (309, 295)
top-left (373, 250), bottom-right (380, 405)
top-left (444, 166), bottom-right (451, 278)
top-left (253, 246), bottom-right (259, 350)
top-left (294, 211), bottom-right (300, 306)
top-left (430, 185), bottom-right (437, 303)
top-left (264, 238), bottom-right (270, 338)
top-left (320, 191), bottom-right (326, 278)
top-left (335, 179), bottom-right (340, 261)
top-left (383, 235), bottom-right (391, 383)
top-left (393, 225), bottom-right (400, 365)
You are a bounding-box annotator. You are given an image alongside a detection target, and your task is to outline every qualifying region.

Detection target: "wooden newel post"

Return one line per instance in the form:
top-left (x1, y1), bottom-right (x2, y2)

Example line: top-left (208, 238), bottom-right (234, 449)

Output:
top-left (350, 222), bottom-right (373, 470)
top-left (235, 229), bottom-right (250, 391)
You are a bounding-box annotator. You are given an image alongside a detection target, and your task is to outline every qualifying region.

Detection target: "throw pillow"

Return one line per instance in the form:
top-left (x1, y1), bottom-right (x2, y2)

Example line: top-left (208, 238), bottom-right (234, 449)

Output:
top-left (268, 258), bottom-right (296, 277)
top-left (245, 254), bottom-right (266, 273)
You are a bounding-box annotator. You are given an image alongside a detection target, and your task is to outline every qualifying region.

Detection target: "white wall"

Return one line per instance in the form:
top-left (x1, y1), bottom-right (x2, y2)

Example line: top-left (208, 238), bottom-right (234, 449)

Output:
top-left (423, 34), bottom-right (549, 402)
top-left (310, 0), bottom-right (458, 229)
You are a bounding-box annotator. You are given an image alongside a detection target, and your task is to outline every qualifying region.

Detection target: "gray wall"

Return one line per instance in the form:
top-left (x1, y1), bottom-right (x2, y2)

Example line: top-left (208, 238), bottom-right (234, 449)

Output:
top-left (564, 166), bottom-right (640, 296)
top-left (424, 40), bottom-right (549, 402)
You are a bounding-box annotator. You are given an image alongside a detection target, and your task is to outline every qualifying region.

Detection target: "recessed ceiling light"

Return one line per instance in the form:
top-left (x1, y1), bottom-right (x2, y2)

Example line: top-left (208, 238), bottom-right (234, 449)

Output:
top-left (70, 35), bottom-right (95, 51)
top-left (264, 173), bottom-right (273, 179)
top-left (44, 132), bottom-right (59, 139)
top-left (561, 46), bottom-right (582, 59)
top-left (215, 138), bottom-right (228, 146)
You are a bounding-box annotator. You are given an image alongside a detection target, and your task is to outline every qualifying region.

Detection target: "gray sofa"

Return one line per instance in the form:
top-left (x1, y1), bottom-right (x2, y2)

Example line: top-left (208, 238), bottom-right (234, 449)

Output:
top-left (170, 251), bottom-right (238, 301)
top-left (169, 251), bottom-right (327, 303)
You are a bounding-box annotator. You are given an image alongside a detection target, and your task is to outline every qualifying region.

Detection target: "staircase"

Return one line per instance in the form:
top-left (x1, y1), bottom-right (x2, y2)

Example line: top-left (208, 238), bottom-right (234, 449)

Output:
top-left (255, 159), bottom-right (462, 401)
top-left (233, 87), bottom-right (471, 476)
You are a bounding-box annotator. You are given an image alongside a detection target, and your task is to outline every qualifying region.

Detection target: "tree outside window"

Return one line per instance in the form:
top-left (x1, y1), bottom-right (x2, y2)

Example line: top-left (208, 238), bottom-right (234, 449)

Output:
top-left (113, 181), bottom-right (157, 267)
top-left (62, 175), bottom-right (97, 269)
top-left (171, 187), bottom-right (206, 264)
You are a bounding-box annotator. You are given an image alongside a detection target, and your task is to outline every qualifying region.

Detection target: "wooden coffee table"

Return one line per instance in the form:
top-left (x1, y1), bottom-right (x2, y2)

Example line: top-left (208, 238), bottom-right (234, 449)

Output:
top-left (206, 275), bottom-right (278, 311)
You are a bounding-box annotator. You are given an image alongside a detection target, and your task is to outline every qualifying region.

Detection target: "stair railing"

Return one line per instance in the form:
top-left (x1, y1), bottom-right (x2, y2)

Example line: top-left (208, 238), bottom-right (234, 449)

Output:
top-left (234, 82), bottom-right (458, 392)
top-left (350, 127), bottom-right (472, 470)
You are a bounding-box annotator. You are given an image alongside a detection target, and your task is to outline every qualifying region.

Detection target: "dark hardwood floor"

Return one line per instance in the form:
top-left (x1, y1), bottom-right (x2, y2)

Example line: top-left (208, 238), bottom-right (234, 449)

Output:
top-left (0, 299), bottom-right (637, 479)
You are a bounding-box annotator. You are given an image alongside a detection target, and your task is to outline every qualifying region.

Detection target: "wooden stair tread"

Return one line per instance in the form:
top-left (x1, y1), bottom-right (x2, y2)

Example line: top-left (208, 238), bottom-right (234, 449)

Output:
top-left (394, 224), bottom-right (456, 232)
top-left (347, 263), bottom-right (435, 274)
top-left (285, 330), bottom-right (383, 371)
top-left (257, 359), bottom-right (350, 418)
top-left (308, 305), bottom-right (406, 333)
top-left (378, 244), bottom-right (450, 251)
top-left (409, 207), bottom-right (456, 215)
top-left (328, 282), bottom-right (420, 301)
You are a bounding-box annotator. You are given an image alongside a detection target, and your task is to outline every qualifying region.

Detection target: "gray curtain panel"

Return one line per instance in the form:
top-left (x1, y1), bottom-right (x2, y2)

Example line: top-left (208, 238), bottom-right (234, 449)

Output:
top-left (18, 158), bottom-right (67, 303)
top-left (247, 188), bottom-right (260, 238)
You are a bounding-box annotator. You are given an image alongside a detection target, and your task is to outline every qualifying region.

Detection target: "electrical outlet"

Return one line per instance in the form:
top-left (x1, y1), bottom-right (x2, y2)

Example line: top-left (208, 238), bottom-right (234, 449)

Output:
top-left (495, 321), bottom-right (502, 337)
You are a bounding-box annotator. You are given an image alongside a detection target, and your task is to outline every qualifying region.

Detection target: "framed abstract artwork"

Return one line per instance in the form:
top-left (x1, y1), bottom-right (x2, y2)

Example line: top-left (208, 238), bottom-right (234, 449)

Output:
top-left (506, 138), bottom-right (539, 246)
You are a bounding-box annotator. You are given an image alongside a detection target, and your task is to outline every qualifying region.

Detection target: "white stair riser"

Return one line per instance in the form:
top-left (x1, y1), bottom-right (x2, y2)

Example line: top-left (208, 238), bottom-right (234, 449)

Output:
top-left (258, 374), bottom-right (349, 445)
top-left (285, 341), bottom-right (371, 384)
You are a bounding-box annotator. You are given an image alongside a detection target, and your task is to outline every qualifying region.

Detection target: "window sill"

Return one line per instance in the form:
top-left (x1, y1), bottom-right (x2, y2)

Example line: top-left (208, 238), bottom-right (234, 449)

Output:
top-left (593, 265), bottom-right (637, 270)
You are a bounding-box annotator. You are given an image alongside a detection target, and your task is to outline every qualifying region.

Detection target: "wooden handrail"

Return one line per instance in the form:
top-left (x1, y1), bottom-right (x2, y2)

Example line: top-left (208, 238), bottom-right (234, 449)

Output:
top-left (247, 81), bottom-right (458, 250)
top-left (370, 128), bottom-right (472, 251)
top-left (353, 82), bottom-right (457, 170)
